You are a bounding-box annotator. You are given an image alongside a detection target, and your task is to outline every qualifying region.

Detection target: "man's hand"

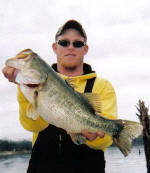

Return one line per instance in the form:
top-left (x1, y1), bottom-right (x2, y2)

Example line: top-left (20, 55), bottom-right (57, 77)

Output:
top-left (2, 66), bottom-right (18, 83)
top-left (81, 130), bottom-right (105, 141)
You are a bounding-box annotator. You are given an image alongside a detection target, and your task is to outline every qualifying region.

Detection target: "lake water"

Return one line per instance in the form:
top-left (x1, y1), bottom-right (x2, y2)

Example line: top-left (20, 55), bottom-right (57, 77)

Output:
top-left (105, 146), bottom-right (146, 173)
top-left (0, 146), bottom-right (146, 173)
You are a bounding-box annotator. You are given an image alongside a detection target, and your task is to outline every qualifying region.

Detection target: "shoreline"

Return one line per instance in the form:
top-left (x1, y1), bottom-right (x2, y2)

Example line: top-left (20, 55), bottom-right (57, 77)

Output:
top-left (0, 136), bottom-right (143, 157)
top-left (0, 150), bottom-right (31, 157)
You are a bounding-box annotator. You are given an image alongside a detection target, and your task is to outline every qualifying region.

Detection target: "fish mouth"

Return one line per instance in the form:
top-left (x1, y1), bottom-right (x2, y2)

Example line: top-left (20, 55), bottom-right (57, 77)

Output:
top-left (24, 83), bottom-right (40, 88)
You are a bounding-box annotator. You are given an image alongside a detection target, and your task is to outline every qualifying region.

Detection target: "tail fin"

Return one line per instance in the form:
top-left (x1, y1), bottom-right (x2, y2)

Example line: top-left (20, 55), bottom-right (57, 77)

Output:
top-left (113, 120), bottom-right (143, 157)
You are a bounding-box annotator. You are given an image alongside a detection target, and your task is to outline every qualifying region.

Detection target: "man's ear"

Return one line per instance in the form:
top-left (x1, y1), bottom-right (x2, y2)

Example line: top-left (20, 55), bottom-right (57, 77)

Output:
top-left (52, 43), bottom-right (57, 54)
top-left (84, 44), bottom-right (89, 56)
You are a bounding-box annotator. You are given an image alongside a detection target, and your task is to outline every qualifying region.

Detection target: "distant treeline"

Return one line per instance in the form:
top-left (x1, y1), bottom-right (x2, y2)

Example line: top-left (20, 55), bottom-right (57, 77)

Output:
top-left (0, 140), bottom-right (32, 153)
top-left (0, 136), bottom-right (143, 153)
top-left (111, 135), bottom-right (143, 147)
top-left (132, 135), bottom-right (144, 146)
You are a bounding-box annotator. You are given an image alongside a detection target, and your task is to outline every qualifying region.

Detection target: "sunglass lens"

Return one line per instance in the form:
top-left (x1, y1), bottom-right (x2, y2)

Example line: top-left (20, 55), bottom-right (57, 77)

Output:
top-left (58, 40), bottom-right (85, 48)
top-left (73, 41), bottom-right (85, 48)
top-left (58, 40), bottom-right (69, 47)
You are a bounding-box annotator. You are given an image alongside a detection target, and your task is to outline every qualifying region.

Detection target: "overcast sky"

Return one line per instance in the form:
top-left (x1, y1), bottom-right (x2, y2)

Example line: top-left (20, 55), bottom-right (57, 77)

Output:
top-left (0, 0), bottom-right (150, 140)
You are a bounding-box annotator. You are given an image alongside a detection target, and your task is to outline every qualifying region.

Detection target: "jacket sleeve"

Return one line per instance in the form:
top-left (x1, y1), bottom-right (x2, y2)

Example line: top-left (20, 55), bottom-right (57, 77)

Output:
top-left (85, 79), bottom-right (117, 151)
top-left (17, 85), bottom-right (49, 133)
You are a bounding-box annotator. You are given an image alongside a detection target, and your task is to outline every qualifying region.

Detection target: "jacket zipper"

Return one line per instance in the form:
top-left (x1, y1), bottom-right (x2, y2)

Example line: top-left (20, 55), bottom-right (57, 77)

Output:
top-left (58, 134), bottom-right (62, 154)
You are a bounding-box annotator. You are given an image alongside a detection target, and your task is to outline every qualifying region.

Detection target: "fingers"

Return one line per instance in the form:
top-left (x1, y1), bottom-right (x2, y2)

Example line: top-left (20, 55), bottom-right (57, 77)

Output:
top-left (96, 131), bottom-right (105, 138)
top-left (2, 66), bottom-right (18, 83)
top-left (81, 131), bottom-right (97, 141)
top-left (81, 130), bottom-right (105, 141)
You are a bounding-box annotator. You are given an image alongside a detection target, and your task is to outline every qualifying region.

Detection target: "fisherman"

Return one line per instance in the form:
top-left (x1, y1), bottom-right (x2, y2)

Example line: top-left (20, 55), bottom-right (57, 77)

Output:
top-left (2, 20), bottom-right (117, 173)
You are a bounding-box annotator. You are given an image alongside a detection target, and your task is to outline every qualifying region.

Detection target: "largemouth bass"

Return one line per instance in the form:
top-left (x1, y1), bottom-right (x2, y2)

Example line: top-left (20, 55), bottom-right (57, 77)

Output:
top-left (5, 49), bottom-right (142, 156)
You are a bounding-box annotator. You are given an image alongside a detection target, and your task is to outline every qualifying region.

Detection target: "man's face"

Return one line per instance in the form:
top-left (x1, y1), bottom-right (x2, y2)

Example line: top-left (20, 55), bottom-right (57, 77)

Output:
top-left (52, 29), bottom-right (88, 70)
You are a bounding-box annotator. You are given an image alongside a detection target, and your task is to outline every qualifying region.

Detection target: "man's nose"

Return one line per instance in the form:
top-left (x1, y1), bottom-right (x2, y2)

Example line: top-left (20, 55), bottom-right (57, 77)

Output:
top-left (68, 43), bottom-right (74, 49)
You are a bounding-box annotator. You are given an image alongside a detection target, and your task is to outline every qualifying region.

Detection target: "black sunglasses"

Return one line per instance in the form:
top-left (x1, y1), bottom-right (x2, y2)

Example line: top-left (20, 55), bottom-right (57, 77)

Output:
top-left (57, 40), bottom-right (85, 48)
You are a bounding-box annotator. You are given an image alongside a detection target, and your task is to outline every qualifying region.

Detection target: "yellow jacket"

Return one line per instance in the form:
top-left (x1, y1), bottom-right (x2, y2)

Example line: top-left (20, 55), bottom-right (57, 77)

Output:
top-left (17, 64), bottom-right (117, 151)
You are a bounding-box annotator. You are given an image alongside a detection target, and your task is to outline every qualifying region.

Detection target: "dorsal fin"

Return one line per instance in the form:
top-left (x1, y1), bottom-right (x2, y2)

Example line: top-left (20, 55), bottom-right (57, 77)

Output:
top-left (82, 93), bottom-right (102, 113)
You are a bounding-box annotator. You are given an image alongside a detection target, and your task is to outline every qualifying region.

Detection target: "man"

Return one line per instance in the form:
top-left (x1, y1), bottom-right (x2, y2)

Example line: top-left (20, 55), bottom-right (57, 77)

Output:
top-left (2, 20), bottom-right (117, 173)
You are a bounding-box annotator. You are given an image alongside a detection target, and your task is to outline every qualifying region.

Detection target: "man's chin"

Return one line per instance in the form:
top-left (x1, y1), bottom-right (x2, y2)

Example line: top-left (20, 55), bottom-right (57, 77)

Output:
top-left (62, 62), bottom-right (77, 70)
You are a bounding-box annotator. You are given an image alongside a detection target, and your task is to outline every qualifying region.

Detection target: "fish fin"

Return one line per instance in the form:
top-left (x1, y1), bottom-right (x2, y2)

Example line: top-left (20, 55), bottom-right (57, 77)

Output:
top-left (113, 120), bottom-right (143, 157)
top-left (82, 93), bottom-right (102, 113)
top-left (26, 104), bottom-right (39, 120)
top-left (69, 133), bottom-right (86, 145)
top-left (65, 78), bottom-right (77, 89)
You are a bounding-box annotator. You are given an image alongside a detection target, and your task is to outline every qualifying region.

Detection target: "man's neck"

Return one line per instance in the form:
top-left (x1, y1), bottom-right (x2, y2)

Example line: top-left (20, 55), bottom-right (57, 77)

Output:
top-left (57, 64), bottom-right (84, 77)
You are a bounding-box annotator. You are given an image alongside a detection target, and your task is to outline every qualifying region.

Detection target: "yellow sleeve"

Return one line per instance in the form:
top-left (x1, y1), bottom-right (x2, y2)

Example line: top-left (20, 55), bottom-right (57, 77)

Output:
top-left (86, 79), bottom-right (117, 151)
top-left (17, 85), bottom-right (49, 133)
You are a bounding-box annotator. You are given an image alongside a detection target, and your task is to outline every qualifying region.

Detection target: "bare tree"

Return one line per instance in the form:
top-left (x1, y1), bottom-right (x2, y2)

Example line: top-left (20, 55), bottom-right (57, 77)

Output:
top-left (136, 100), bottom-right (150, 173)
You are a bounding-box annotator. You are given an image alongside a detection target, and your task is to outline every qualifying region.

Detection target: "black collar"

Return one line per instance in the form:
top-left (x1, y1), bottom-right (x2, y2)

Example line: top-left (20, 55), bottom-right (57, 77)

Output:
top-left (51, 63), bottom-right (95, 75)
